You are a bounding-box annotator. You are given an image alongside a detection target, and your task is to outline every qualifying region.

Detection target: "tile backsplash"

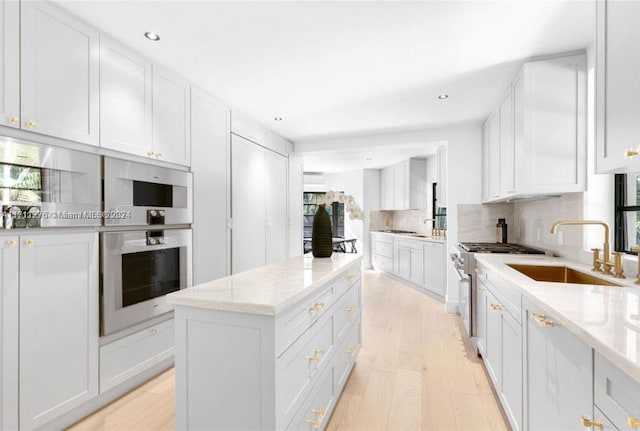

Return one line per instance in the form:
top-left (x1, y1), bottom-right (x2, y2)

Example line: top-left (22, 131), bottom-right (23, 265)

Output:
top-left (457, 203), bottom-right (515, 243)
top-left (369, 209), bottom-right (433, 234)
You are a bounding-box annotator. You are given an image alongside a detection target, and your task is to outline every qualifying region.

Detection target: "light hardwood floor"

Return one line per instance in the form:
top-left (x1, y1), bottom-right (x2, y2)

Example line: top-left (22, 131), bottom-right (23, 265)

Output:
top-left (67, 270), bottom-right (508, 431)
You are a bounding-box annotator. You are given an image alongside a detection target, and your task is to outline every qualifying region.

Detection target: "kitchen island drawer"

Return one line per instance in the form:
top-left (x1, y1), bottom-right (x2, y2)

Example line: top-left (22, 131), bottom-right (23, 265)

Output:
top-left (333, 264), bottom-right (361, 297)
top-left (334, 318), bottom-right (361, 391)
top-left (277, 312), bottom-right (335, 426)
top-left (594, 352), bottom-right (640, 430)
top-left (287, 364), bottom-right (336, 431)
top-left (99, 318), bottom-right (174, 393)
top-left (333, 284), bottom-right (361, 344)
top-left (276, 284), bottom-right (335, 356)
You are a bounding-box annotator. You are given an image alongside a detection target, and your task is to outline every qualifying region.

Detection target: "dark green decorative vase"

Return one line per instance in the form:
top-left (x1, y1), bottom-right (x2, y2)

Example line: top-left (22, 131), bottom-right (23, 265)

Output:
top-left (312, 204), bottom-right (333, 257)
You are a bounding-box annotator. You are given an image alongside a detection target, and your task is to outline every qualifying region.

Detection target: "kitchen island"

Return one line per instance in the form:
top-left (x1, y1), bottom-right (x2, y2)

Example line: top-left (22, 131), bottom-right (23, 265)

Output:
top-left (167, 253), bottom-right (363, 430)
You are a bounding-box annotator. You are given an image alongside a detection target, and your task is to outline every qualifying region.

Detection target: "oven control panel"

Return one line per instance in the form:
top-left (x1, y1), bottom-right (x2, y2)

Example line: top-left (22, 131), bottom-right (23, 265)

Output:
top-left (146, 230), bottom-right (165, 246)
top-left (147, 209), bottom-right (166, 225)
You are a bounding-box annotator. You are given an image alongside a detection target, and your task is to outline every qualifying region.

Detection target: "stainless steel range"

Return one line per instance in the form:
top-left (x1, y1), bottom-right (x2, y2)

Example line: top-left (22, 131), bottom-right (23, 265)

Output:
top-left (451, 242), bottom-right (545, 349)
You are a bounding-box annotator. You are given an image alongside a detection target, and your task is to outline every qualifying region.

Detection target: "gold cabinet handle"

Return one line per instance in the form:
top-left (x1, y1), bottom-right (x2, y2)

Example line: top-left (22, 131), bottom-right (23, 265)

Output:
top-left (308, 302), bottom-right (325, 313)
top-left (308, 305), bottom-right (318, 313)
top-left (147, 150), bottom-right (155, 157)
top-left (150, 328), bottom-right (159, 334)
top-left (347, 274), bottom-right (356, 281)
top-left (8, 116), bottom-right (19, 124)
top-left (478, 286), bottom-right (487, 291)
top-left (306, 419), bottom-right (321, 428)
top-left (347, 345), bottom-right (358, 355)
top-left (532, 313), bottom-right (554, 327)
top-left (506, 189), bottom-right (515, 193)
top-left (628, 417), bottom-right (640, 429)
top-left (6, 240), bottom-right (16, 246)
top-left (346, 305), bottom-right (358, 313)
top-left (491, 194), bottom-right (500, 199)
top-left (155, 152), bottom-right (162, 158)
top-left (312, 409), bottom-right (326, 417)
top-left (490, 303), bottom-right (503, 311)
top-left (25, 120), bottom-right (36, 128)
top-left (581, 417), bottom-right (603, 429)
top-left (306, 355), bottom-right (320, 362)
top-left (25, 239), bottom-right (34, 246)
top-left (313, 348), bottom-right (325, 355)
top-left (474, 268), bottom-right (482, 274)
top-left (625, 147), bottom-right (640, 159)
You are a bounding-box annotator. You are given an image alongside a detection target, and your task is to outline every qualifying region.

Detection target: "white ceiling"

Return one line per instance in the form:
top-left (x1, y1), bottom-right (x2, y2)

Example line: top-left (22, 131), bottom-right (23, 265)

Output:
top-left (55, 0), bottom-right (595, 143)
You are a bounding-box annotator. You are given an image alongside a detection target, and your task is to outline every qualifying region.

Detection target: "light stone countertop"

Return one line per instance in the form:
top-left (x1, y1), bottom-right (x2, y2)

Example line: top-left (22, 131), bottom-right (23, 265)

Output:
top-left (167, 253), bottom-right (363, 315)
top-left (370, 231), bottom-right (446, 243)
top-left (474, 254), bottom-right (640, 384)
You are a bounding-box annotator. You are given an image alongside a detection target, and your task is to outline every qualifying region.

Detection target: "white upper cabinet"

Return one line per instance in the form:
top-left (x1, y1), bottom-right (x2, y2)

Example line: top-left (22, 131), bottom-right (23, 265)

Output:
top-left (482, 124), bottom-right (490, 202)
top-left (0, 0), bottom-right (19, 129)
top-left (99, 37), bottom-right (153, 157)
top-left (483, 53), bottom-right (586, 202)
top-left (394, 161), bottom-right (408, 210)
top-left (264, 150), bottom-right (288, 265)
top-left (231, 112), bottom-right (266, 147)
top-left (153, 66), bottom-right (191, 166)
top-left (380, 167), bottom-right (394, 210)
top-left (596, 0), bottom-right (640, 173)
top-left (380, 158), bottom-right (427, 210)
top-left (436, 145), bottom-right (447, 207)
top-left (21, 1), bottom-right (99, 146)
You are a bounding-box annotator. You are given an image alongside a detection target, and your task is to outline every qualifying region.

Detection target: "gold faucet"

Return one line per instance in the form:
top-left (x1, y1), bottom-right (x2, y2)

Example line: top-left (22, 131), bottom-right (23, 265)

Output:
top-left (550, 220), bottom-right (624, 278)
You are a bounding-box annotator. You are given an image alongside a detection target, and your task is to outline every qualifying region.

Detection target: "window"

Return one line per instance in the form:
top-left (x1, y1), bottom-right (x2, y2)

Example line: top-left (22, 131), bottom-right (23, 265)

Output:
top-left (303, 192), bottom-right (345, 239)
top-left (614, 173), bottom-right (640, 252)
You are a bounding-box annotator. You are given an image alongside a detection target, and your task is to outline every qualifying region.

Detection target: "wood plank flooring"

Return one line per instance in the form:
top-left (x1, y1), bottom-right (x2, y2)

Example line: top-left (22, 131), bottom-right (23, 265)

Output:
top-left (67, 270), bottom-right (508, 431)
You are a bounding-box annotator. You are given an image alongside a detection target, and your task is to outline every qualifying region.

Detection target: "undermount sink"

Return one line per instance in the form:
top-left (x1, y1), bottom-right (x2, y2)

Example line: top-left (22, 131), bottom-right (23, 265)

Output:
top-left (412, 234), bottom-right (429, 238)
top-left (507, 264), bottom-right (622, 287)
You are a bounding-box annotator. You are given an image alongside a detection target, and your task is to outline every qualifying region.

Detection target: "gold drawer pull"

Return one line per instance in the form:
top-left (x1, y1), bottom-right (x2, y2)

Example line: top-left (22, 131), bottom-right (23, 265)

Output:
top-left (347, 274), bottom-right (356, 281)
top-left (308, 302), bottom-right (325, 313)
top-left (8, 116), bottom-right (19, 124)
top-left (312, 409), bottom-right (326, 417)
top-left (629, 417), bottom-right (640, 429)
top-left (25, 239), bottom-right (34, 246)
top-left (313, 348), bottom-right (325, 355)
top-left (478, 286), bottom-right (486, 292)
top-left (306, 419), bottom-right (321, 428)
top-left (306, 355), bottom-right (320, 362)
top-left (474, 268), bottom-right (482, 274)
top-left (347, 345), bottom-right (358, 355)
top-left (625, 148), bottom-right (640, 159)
top-left (581, 417), bottom-right (603, 429)
top-left (490, 303), bottom-right (503, 311)
top-left (25, 120), bottom-right (37, 128)
top-left (346, 305), bottom-right (358, 313)
top-left (150, 328), bottom-right (159, 334)
top-left (532, 313), bottom-right (554, 327)
top-left (6, 240), bottom-right (16, 246)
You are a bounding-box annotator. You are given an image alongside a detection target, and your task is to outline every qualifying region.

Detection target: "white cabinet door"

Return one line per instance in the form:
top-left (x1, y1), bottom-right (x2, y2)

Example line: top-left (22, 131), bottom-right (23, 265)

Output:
top-left (436, 145), bottom-right (447, 207)
top-left (524, 301), bottom-right (593, 430)
top-left (596, 0), bottom-right (640, 173)
top-left (423, 242), bottom-right (444, 296)
top-left (191, 88), bottom-right (230, 284)
top-left (394, 162), bottom-right (407, 210)
top-left (488, 113), bottom-right (500, 200)
top-left (381, 167), bottom-right (394, 210)
top-left (288, 158), bottom-right (304, 257)
top-left (1, 237), bottom-right (18, 431)
top-left (265, 150), bottom-right (288, 265)
top-left (395, 246), bottom-right (411, 280)
top-left (21, 1), bottom-right (99, 145)
top-left (520, 54), bottom-right (586, 193)
top-left (409, 248), bottom-right (423, 286)
top-left (153, 66), bottom-right (191, 166)
top-left (498, 89), bottom-right (515, 196)
top-left (501, 308), bottom-right (522, 431)
top-left (482, 122), bottom-right (490, 202)
top-left (19, 232), bottom-right (99, 430)
top-left (484, 290), bottom-right (502, 388)
top-left (476, 282), bottom-right (488, 355)
top-left (99, 37), bottom-right (153, 157)
top-left (232, 135), bottom-right (266, 274)
top-left (0, 0), bottom-right (19, 129)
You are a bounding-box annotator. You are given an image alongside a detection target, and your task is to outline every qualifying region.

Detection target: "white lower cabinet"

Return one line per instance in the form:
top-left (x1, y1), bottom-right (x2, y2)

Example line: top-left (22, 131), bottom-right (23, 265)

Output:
top-left (19, 233), bottom-right (99, 430)
top-left (594, 352), bottom-right (640, 431)
top-left (594, 407), bottom-right (618, 431)
top-left (423, 241), bottom-right (445, 296)
top-left (523, 300), bottom-right (593, 431)
top-left (99, 319), bottom-right (175, 393)
top-left (475, 283), bottom-right (488, 355)
top-left (1, 236), bottom-right (19, 431)
top-left (394, 239), bottom-right (423, 286)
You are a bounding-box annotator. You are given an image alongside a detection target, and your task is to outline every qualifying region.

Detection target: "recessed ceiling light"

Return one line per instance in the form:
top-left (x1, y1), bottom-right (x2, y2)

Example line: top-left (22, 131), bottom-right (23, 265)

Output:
top-left (144, 32), bottom-right (160, 41)
top-left (365, 157), bottom-right (372, 161)
top-left (438, 94), bottom-right (449, 100)
top-left (274, 117), bottom-right (283, 121)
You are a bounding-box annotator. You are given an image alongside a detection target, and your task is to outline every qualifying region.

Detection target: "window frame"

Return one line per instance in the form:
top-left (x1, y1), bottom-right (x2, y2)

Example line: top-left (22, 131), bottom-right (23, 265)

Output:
top-left (302, 192), bottom-right (345, 239)
top-left (614, 173), bottom-right (640, 253)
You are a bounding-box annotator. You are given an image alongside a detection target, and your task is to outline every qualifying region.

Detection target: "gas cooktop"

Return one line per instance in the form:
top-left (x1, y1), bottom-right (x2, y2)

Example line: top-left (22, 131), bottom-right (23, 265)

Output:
top-left (458, 242), bottom-right (545, 254)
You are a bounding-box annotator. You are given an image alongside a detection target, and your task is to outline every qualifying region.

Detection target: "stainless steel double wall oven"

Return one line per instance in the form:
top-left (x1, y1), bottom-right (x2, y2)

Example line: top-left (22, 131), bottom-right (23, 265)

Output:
top-left (101, 157), bottom-right (193, 336)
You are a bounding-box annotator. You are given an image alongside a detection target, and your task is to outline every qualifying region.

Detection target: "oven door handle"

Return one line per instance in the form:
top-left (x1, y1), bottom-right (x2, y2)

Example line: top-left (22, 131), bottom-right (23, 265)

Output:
top-left (453, 265), bottom-right (469, 282)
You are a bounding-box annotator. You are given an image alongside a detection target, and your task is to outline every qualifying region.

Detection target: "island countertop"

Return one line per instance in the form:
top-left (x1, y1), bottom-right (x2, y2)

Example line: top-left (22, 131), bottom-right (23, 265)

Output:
top-left (474, 254), bottom-right (640, 384)
top-left (167, 253), bottom-right (362, 315)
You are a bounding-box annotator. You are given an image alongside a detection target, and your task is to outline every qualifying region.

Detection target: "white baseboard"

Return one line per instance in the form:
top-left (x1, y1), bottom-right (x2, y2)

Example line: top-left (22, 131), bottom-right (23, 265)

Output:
top-left (445, 300), bottom-right (460, 314)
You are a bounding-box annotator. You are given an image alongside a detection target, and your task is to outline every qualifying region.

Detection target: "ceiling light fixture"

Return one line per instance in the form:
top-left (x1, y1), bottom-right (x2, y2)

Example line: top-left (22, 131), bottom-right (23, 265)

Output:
top-left (274, 117), bottom-right (283, 121)
top-left (438, 94), bottom-right (449, 100)
top-left (365, 157), bottom-right (372, 161)
top-left (144, 32), bottom-right (160, 41)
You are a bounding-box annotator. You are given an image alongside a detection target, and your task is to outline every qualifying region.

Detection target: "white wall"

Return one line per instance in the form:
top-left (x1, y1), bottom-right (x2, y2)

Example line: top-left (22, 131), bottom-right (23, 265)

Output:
top-left (362, 169), bottom-right (381, 267)
top-left (296, 123), bottom-right (483, 312)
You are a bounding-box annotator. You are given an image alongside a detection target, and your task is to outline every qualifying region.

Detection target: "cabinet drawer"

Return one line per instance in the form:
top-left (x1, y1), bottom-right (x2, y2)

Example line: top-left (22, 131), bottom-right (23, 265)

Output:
top-left (276, 284), bottom-right (335, 356)
top-left (277, 313), bottom-right (335, 425)
top-left (371, 233), bottom-right (394, 245)
top-left (287, 364), bottom-right (336, 431)
top-left (595, 406), bottom-right (619, 431)
top-left (395, 238), bottom-right (423, 251)
top-left (480, 265), bottom-right (521, 324)
top-left (594, 352), bottom-right (640, 430)
top-left (334, 284), bottom-right (361, 344)
top-left (99, 319), bottom-right (174, 393)
top-left (373, 254), bottom-right (393, 273)
top-left (231, 113), bottom-right (265, 146)
top-left (333, 264), bottom-right (361, 298)
top-left (334, 318), bottom-right (361, 391)
top-left (373, 240), bottom-right (393, 259)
